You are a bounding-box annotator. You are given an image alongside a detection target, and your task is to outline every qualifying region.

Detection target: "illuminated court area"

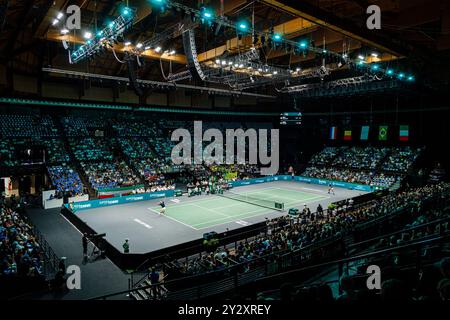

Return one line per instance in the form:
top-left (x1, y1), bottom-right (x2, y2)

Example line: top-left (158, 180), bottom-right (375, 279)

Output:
top-left (76, 181), bottom-right (367, 253)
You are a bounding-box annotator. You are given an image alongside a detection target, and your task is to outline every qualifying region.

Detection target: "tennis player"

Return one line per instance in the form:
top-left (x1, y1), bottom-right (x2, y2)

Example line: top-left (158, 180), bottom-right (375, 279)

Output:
top-left (159, 200), bottom-right (166, 215)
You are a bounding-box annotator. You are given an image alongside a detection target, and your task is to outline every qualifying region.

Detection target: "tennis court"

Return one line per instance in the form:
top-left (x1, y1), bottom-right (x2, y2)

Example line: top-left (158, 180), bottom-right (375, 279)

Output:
top-left (76, 181), bottom-right (366, 253)
top-left (148, 186), bottom-right (328, 229)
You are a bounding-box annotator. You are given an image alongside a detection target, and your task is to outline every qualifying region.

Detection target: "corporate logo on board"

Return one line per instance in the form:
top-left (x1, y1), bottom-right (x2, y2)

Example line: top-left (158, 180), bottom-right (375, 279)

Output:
top-left (149, 193), bottom-right (165, 198)
top-left (75, 203), bottom-right (91, 209)
top-left (99, 200), bottom-right (119, 205)
top-left (125, 196), bottom-right (144, 201)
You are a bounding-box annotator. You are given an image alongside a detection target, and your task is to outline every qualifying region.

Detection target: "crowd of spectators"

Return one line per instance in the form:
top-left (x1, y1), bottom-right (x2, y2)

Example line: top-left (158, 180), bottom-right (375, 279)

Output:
top-left (304, 146), bottom-right (423, 188)
top-left (382, 146), bottom-right (423, 173)
top-left (0, 114), bottom-right (58, 138)
top-left (161, 183), bottom-right (450, 278)
top-left (80, 161), bottom-right (140, 190)
top-left (47, 164), bottom-right (84, 196)
top-left (0, 196), bottom-right (44, 278)
top-left (69, 137), bottom-right (114, 161)
top-left (303, 166), bottom-right (398, 188)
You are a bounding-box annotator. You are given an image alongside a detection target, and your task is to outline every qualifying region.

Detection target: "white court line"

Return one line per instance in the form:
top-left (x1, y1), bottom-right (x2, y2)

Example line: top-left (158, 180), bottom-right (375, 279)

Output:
top-left (301, 187), bottom-right (325, 193)
top-left (147, 207), bottom-right (199, 230)
top-left (192, 208), bottom-right (274, 229)
top-left (189, 202), bottom-right (232, 218)
top-left (133, 218), bottom-right (152, 229)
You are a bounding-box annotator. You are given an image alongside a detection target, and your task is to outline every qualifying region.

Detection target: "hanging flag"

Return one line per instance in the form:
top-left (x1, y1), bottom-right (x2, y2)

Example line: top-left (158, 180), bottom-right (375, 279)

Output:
top-left (399, 125), bottom-right (409, 141)
top-left (329, 127), bottom-right (337, 140)
top-left (379, 126), bottom-right (388, 141)
top-left (360, 126), bottom-right (370, 140)
top-left (344, 130), bottom-right (352, 141)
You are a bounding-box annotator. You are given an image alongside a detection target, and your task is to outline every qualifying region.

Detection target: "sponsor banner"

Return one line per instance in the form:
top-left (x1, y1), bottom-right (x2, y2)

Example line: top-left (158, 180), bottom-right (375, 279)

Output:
top-left (67, 190), bottom-right (174, 211)
top-left (67, 175), bottom-right (376, 212)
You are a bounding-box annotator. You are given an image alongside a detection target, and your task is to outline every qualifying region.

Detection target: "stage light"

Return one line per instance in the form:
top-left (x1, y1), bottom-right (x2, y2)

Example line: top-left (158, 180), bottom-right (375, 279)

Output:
top-left (215, 59), bottom-right (220, 64)
top-left (52, 19), bottom-right (59, 26)
top-left (407, 75), bottom-right (414, 81)
top-left (299, 40), bottom-right (308, 48)
top-left (386, 69), bottom-right (394, 75)
top-left (228, 61), bottom-right (233, 65)
top-left (273, 71), bottom-right (278, 75)
top-left (124, 41), bottom-right (131, 46)
top-left (221, 60), bottom-right (227, 65)
top-left (237, 20), bottom-right (249, 32)
top-left (83, 31), bottom-right (92, 39)
top-left (371, 52), bottom-right (378, 57)
top-left (322, 49), bottom-right (327, 53)
top-left (122, 7), bottom-right (130, 15)
top-left (144, 46), bottom-right (151, 50)
top-left (296, 67), bottom-right (301, 72)
top-left (155, 46), bottom-right (162, 53)
top-left (136, 43), bottom-right (143, 49)
top-left (234, 63), bottom-right (239, 68)
top-left (358, 55), bottom-right (365, 60)
top-left (108, 21), bottom-right (115, 28)
top-left (169, 49), bottom-right (176, 55)
top-left (371, 64), bottom-right (379, 70)
top-left (200, 7), bottom-right (214, 21)
top-left (398, 73), bottom-right (405, 79)
top-left (57, 12), bottom-right (64, 20)
top-left (239, 64), bottom-right (244, 68)
top-left (60, 28), bottom-right (69, 35)
top-left (273, 33), bottom-right (282, 41)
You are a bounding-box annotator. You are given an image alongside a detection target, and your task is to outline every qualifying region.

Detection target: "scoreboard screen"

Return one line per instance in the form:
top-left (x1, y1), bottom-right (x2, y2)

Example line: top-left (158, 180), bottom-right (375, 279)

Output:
top-left (280, 112), bottom-right (302, 126)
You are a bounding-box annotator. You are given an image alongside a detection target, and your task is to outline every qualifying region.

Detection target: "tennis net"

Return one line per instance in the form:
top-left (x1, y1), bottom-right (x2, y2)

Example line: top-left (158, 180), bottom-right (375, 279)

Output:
top-left (218, 190), bottom-right (285, 211)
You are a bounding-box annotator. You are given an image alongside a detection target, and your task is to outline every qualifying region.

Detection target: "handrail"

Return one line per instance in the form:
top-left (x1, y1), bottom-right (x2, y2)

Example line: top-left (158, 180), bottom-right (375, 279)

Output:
top-left (254, 233), bottom-right (450, 283)
top-left (88, 233), bottom-right (450, 300)
top-left (349, 215), bottom-right (450, 249)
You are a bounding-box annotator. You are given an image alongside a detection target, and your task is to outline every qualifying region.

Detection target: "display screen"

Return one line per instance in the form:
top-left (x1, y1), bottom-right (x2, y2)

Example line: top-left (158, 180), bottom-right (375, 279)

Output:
top-left (280, 112), bottom-right (302, 125)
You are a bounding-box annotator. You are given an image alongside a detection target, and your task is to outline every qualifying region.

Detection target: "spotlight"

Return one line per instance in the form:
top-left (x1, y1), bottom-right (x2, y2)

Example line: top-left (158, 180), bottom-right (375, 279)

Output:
top-left (60, 28), bottom-right (69, 35)
top-left (228, 61), bottom-right (233, 65)
top-left (57, 12), bottom-right (64, 20)
top-left (237, 20), bottom-right (249, 32)
top-left (358, 55), bottom-right (365, 60)
top-left (144, 46), bottom-right (151, 50)
top-left (169, 49), bottom-right (176, 55)
top-left (221, 60), bottom-right (227, 65)
top-left (52, 19), bottom-right (59, 26)
top-left (299, 40), bottom-right (308, 48)
top-left (371, 64), bottom-right (379, 71)
top-left (296, 67), bottom-right (301, 72)
top-left (136, 43), bottom-right (143, 49)
top-left (215, 59), bottom-right (221, 64)
top-left (273, 71), bottom-right (278, 75)
top-left (97, 30), bottom-right (103, 36)
top-left (122, 7), bottom-right (130, 15)
top-left (371, 52), bottom-right (378, 58)
top-left (273, 33), bottom-right (282, 41)
top-left (407, 75), bottom-right (414, 81)
top-left (155, 46), bottom-right (162, 53)
top-left (124, 41), bottom-right (131, 46)
top-left (398, 73), bottom-right (405, 79)
top-left (83, 31), bottom-right (92, 39)
top-left (386, 69), bottom-right (394, 75)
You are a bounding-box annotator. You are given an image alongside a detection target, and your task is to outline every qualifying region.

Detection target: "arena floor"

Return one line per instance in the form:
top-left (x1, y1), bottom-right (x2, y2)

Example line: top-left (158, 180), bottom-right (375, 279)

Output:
top-left (75, 181), bottom-right (368, 253)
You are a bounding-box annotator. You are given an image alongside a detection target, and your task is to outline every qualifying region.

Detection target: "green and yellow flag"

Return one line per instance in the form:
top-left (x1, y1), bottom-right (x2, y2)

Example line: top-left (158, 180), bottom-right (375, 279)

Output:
top-left (379, 126), bottom-right (388, 141)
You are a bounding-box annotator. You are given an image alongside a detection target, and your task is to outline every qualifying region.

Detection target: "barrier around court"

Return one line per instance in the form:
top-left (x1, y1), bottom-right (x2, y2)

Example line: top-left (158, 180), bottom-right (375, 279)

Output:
top-left (66, 175), bottom-right (374, 212)
top-left (67, 190), bottom-right (175, 211)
